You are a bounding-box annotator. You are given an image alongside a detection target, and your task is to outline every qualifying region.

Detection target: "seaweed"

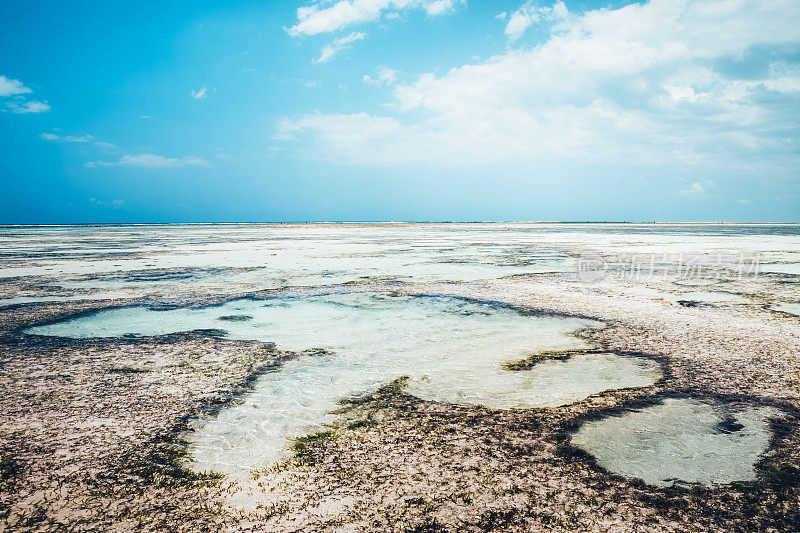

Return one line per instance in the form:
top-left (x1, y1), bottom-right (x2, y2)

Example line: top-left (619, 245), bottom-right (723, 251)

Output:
top-left (290, 430), bottom-right (336, 467)
top-left (502, 349), bottom-right (591, 371)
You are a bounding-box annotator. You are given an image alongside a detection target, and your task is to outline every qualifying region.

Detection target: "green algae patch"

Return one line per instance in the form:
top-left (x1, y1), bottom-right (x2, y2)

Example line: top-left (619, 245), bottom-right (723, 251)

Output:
top-left (338, 377), bottom-right (411, 410)
top-left (290, 431), bottom-right (337, 467)
top-left (502, 349), bottom-right (591, 371)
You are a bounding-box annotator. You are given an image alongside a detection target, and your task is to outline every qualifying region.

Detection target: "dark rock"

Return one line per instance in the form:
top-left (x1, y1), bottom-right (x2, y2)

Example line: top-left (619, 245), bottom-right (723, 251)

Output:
top-left (218, 315), bottom-right (253, 322)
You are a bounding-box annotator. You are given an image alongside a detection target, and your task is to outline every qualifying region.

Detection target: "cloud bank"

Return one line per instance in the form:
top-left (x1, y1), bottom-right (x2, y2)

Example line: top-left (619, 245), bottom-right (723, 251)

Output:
top-left (278, 0), bottom-right (800, 171)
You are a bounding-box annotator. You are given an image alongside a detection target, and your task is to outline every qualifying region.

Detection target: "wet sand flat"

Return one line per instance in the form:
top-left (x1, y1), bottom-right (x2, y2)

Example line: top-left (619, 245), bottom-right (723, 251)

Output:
top-left (1, 223), bottom-right (800, 531)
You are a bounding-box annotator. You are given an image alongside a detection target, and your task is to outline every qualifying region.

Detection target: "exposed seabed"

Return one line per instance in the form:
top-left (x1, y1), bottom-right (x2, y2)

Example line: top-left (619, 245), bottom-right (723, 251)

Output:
top-left (26, 293), bottom-right (663, 477)
top-left (2, 224), bottom-right (800, 531)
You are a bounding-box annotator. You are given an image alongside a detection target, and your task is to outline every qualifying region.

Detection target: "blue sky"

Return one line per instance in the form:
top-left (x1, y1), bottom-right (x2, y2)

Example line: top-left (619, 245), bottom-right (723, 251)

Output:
top-left (1, 0), bottom-right (799, 223)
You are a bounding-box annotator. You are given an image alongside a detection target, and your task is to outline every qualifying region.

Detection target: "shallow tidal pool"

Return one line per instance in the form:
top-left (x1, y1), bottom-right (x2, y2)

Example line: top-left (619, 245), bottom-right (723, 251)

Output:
top-left (27, 293), bottom-right (662, 476)
top-left (571, 398), bottom-right (778, 487)
top-left (771, 302), bottom-right (800, 316)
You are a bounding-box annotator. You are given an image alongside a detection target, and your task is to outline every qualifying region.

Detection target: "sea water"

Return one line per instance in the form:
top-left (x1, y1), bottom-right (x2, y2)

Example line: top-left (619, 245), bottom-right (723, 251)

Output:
top-left (571, 398), bottom-right (777, 487)
top-left (26, 293), bottom-right (661, 476)
top-left (771, 303), bottom-right (800, 316)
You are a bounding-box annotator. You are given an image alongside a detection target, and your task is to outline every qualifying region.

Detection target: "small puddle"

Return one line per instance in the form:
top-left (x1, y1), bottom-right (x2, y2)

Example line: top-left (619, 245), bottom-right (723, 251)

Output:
top-left (771, 303), bottom-right (800, 316)
top-left (571, 398), bottom-right (778, 487)
top-left (672, 291), bottom-right (747, 304)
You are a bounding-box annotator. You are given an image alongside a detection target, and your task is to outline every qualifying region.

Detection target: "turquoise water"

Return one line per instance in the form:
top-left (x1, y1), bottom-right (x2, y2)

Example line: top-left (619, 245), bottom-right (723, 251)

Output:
top-left (26, 293), bottom-right (661, 475)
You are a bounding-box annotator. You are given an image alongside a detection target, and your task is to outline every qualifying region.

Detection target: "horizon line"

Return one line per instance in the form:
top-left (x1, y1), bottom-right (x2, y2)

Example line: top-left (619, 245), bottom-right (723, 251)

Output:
top-left (2, 221), bottom-right (800, 228)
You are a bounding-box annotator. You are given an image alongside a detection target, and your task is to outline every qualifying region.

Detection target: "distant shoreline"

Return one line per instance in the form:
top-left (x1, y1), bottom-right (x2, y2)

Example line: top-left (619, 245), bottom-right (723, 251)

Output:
top-left (1, 221), bottom-right (799, 228)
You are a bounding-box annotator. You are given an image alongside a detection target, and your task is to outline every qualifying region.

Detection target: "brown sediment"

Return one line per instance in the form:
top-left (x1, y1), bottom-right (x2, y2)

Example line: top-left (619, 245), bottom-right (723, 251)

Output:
top-left (0, 263), bottom-right (799, 531)
top-left (236, 382), bottom-right (799, 532)
top-left (0, 299), bottom-right (302, 530)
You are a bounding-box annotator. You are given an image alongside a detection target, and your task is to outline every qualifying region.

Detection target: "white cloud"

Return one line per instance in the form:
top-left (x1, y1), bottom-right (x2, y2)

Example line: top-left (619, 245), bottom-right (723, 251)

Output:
top-left (287, 0), bottom-right (461, 37)
top-left (363, 66), bottom-right (398, 86)
top-left (0, 75), bottom-right (31, 97)
top-left (504, 3), bottom-right (538, 42)
top-left (40, 132), bottom-right (118, 150)
top-left (283, 78), bottom-right (318, 88)
top-left (89, 198), bottom-right (125, 208)
top-left (86, 153), bottom-right (208, 168)
top-left (277, 0), bottom-right (800, 168)
top-left (40, 132), bottom-right (93, 143)
top-left (93, 141), bottom-right (119, 150)
top-left (505, 1), bottom-right (568, 42)
top-left (191, 86), bottom-right (208, 99)
top-left (8, 100), bottom-right (50, 114)
top-left (423, 0), bottom-right (456, 16)
top-left (316, 31), bottom-right (366, 63)
top-left (679, 179), bottom-right (714, 196)
top-left (1, 75), bottom-right (50, 114)
top-left (42, 130), bottom-right (202, 169)
top-left (681, 182), bottom-right (706, 195)
top-left (41, 131), bottom-right (191, 168)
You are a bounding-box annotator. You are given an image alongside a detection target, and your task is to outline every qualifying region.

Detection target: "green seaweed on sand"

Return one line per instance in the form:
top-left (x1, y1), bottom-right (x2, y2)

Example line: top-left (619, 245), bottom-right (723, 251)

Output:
top-left (502, 349), bottom-right (591, 371)
top-left (281, 378), bottom-right (415, 469)
top-left (125, 433), bottom-right (223, 488)
top-left (338, 376), bottom-right (412, 410)
top-left (0, 455), bottom-right (21, 520)
top-left (290, 430), bottom-right (336, 467)
top-left (0, 456), bottom-right (21, 489)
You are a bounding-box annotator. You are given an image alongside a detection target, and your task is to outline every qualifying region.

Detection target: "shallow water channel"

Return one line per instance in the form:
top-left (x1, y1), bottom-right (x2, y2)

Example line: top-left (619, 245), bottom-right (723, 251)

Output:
top-left (27, 293), bottom-right (665, 476)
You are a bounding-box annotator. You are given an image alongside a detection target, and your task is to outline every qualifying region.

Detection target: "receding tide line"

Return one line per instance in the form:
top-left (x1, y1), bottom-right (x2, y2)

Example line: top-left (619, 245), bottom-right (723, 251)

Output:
top-left (26, 293), bottom-right (660, 477)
